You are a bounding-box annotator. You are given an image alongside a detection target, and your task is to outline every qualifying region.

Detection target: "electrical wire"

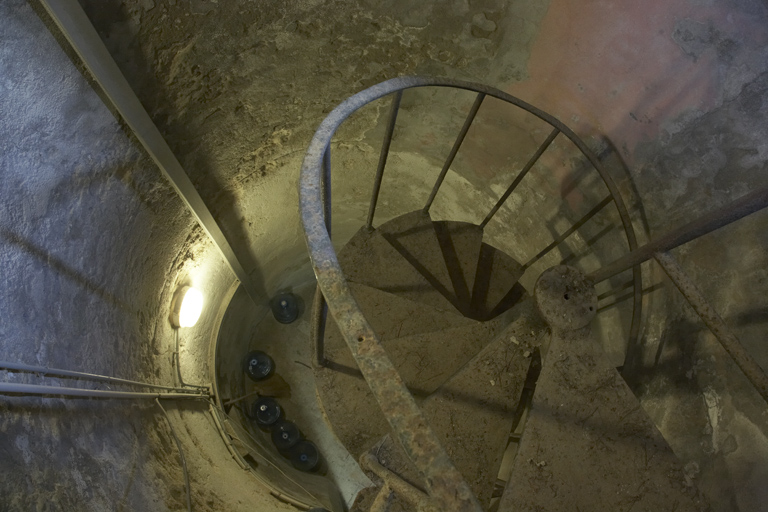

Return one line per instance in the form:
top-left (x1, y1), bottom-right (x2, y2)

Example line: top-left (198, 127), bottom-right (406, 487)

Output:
top-left (0, 382), bottom-right (207, 400)
top-left (0, 360), bottom-right (197, 393)
top-left (173, 330), bottom-right (209, 391)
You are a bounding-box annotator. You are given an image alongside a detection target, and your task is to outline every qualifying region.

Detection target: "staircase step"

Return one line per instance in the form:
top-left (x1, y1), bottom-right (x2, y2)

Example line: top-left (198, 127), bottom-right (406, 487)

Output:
top-left (471, 242), bottom-right (525, 320)
top-left (497, 327), bottom-right (712, 512)
top-left (338, 225), bottom-right (458, 313)
top-left (322, 282), bottom-right (478, 368)
top-left (433, 220), bottom-right (484, 313)
top-left (363, 298), bottom-right (545, 509)
top-left (377, 211), bottom-right (460, 311)
top-left (381, 314), bottom-right (512, 398)
top-left (315, 315), bottom-right (511, 460)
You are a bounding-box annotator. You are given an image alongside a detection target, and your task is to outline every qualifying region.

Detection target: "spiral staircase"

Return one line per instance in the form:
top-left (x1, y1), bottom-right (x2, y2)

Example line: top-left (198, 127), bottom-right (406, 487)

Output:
top-left (299, 77), bottom-right (768, 512)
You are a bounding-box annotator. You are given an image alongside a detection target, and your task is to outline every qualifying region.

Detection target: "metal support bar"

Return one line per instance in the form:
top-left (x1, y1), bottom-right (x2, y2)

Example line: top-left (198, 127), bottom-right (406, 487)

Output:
top-left (0, 360), bottom-right (196, 393)
top-left (654, 252), bottom-right (768, 403)
top-left (173, 330), bottom-right (209, 390)
top-left (360, 453), bottom-right (430, 509)
top-left (40, 0), bottom-right (261, 304)
top-left (589, 186), bottom-right (768, 284)
top-left (480, 127), bottom-right (560, 228)
top-left (367, 91), bottom-right (403, 229)
top-left (300, 76), bottom-right (645, 512)
top-left (311, 144), bottom-right (333, 368)
top-left (523, 195), bottom-right (612, 269)
top-left (323, 145), bottom-right (332, 236)
top-left (311, 287), bottom-right (328, 368)
top-left (423, 92), bottom-right (486, 213)
top-left (0, 382), bottom-right (208, 400)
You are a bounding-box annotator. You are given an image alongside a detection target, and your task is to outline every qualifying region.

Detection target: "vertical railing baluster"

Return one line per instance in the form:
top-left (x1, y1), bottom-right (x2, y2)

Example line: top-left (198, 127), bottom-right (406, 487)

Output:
top-left (423, 92), bottom-right (486, 213)
top-left (367, 91), bottom-right (403, 230)
top-left (313, 144), bottom-right (332, 368)
top-left (522, 195), bottom-right (612, 270)
top-left (480, 127), bottom-right (560, 229)
top-left (323, 145), bottom-right (332, 236)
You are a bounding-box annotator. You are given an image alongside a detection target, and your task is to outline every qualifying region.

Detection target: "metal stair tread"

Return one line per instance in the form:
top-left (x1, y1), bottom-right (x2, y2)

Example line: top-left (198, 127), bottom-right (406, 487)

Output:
top-left (363, 297), bottom-right (546, 508)
top-left (497, 326), bottom-right (713, 512)
top-left (315, 314), bottom-right (513, 461)
top-left (432, 220), bottom-right (484, 314)
top-left (471, 241), bottom-right (526, 320)
top-left (321, 282), bottom-right (479, 367)
top-left (376, 210), bottom-right (460, 311)
top-left (337, 225), bottom-right (459, 313)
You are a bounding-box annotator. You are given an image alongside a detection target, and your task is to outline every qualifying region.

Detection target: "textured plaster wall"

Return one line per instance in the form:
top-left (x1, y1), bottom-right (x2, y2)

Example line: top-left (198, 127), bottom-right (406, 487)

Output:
top-left (0, 1), bottom-right (294, 510)
top-left (2, 0), bottom-right (767, 510)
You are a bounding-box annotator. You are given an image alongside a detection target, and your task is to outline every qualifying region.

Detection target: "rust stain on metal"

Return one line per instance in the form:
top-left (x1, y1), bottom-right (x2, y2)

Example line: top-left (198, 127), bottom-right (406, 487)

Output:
top-left (299, 77), bottom-right (644, 511)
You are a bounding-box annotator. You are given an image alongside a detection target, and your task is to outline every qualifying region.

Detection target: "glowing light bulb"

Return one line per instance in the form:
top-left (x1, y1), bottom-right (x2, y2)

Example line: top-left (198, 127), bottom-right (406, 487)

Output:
top-left (171, 286), bottom-right (204, 328)
top-left (178, 287), bottom-right (203, 327)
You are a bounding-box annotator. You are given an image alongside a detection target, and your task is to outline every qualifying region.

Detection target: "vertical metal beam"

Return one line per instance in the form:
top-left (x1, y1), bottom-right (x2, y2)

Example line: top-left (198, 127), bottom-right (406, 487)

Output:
top-left (480, 127), bottom-right (560, 228)
top-left (523, 195), bottom-right (612, 269)
top-left (367, 91), bottom-right (403, 229)
top-left (39, 0), bottom-right (261, 304)
top-left (423, 92), bottom-right (486, 212)
top-left (322, 145), bottom-right (332, 236)
top-left (654, 251), bottom-right (768, 403)
top-left (311, 145), bottom-right (332, 368)
top-left (589, 186), bottom-right (768, 284)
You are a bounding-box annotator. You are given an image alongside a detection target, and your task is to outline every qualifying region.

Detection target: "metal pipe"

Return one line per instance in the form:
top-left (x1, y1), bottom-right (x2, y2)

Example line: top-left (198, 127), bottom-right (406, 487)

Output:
top-left (654, 251), bottom-right (768, 403)
top-left (367, 91), bottom-right (403, 229)
top-left (0, 360), bottom-right (195, 393)
top-left (206, 401), bottom-right (250, 471)
top-left (480, 127), bottom-right (560, 228)
top-left (39, 0), bottom-right (262, 305)
top-left (0, 382), bottom-right (207, 400)
top-left (523, 195), bottom-right (612, 269)
top-left (174, 330), bottom-right (209, 391)
top-left (311, 287), bottom-right (328, 368)
top-left (155, 399), bottom-right (193, 512)
top-left (299, 76), bottom-right (644, 511)
top-left (423, 92), bottom-right (486, 212)
top-left (323, 145), bottom-right (332, 236)
top-left (590, 186), bottom-right (768, 284)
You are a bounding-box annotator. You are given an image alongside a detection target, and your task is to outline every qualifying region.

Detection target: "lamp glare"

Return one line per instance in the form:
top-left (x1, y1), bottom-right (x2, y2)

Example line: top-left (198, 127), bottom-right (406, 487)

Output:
top-left (178, 287), bottom-right (203, 328)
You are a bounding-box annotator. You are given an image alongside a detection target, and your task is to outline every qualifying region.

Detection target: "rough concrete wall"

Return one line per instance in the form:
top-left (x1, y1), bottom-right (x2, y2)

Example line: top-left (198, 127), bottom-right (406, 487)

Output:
top-left (4, 0), bottom-right (767, 510)
top-left (0, 2), bottom-right (295, 510)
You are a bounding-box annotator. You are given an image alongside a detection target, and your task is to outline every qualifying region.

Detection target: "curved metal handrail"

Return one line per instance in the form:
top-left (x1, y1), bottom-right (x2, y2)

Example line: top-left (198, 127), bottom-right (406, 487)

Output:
top-left (299, 76), bottom-right (642, 510)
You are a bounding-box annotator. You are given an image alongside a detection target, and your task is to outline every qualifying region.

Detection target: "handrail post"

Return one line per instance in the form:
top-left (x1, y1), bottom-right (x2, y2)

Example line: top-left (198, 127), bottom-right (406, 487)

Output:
top-left (367, 91), bottom-right (403, 229)
top-left (480, 127), bottom-right (560, 228)
top-left (423, 92), bottom-right (486, 213)
top-left (523, 195), bottom-right (613, 270)
top-left (311, 144), bottom-right (332, 368)
top-left (589, 186), bottom-right (768, 284)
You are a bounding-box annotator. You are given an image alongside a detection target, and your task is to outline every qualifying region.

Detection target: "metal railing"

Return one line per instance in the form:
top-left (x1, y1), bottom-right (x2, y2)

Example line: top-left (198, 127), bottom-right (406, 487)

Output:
top-left (299, 76), bottom-right (646, 511)
top-left (300, 77), bottom-right (768, 509)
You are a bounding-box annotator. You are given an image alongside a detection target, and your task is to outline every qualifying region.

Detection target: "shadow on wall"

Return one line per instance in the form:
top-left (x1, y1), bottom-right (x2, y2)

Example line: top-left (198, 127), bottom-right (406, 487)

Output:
top-left (33, 0), bottom-right (270, 307)
top-left (0, 227), bottom-right (133, 313)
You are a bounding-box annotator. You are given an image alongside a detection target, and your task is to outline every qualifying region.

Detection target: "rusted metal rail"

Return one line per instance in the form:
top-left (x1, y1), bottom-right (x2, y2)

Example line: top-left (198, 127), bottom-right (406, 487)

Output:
top-left (480, 127), bottom-right (561, 229)
top-left (300, 77), bottom-right (643, 510)
top-left (367, 91), bottom-right (403, 229)
top-left (423, 92), bottom-right (486, 213)
top-left (589, 186), bottom-right (768, 284)
top-left (655, 251), bottom-right (768, 403)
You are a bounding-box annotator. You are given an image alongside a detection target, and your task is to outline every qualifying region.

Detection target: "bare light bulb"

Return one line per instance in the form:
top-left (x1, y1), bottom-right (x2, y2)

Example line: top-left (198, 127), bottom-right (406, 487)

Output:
top-left (171, 286), bottom-right (204, 328)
